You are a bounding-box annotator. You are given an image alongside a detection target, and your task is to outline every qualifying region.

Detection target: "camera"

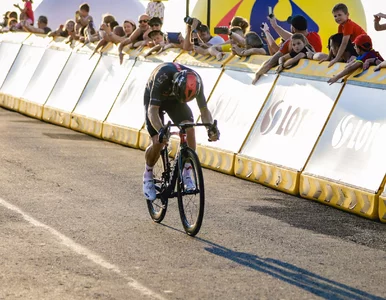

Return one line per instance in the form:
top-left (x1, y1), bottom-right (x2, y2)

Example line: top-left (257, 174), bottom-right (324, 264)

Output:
top-left (214, 26), bottom-right (229, 35)
top-left (193, 37), bottom-right (200, 46)
top-left (184, 16), bottom-right (201, 28)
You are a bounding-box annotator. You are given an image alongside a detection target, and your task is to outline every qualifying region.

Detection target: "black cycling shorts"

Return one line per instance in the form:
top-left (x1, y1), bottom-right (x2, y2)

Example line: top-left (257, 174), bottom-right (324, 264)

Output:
top-left (144, 94), bottom-right (194, 137)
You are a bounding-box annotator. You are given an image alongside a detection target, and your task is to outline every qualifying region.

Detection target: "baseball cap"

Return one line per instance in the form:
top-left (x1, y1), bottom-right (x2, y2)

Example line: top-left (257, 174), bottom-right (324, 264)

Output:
top-left (287, 15), bottom-right (307, 31)
top-left (353, 34), bottom-right (372, 51)
top-left (148, 17), bottom-right (163, 26)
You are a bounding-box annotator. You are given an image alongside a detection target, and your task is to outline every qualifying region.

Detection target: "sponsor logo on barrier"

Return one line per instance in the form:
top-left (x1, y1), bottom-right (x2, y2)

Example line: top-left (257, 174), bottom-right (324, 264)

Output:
top-left (331, 115), bottom-right (386, 152)
top-left (260, 100), bottom-right (310, 137)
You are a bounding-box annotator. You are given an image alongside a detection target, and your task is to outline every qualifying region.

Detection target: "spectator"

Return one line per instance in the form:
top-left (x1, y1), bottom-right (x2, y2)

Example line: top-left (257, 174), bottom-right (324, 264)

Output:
top-left (22, 15), bottom-right (51, 34)
top-left (208, 26), bottom-right (245, 60)
top-left (144, 30), bottom-right (165, 57)
top-left (13, 0), bottom-right (33, 25)
top-left (123, 19), bottom-right (136, 38)
top-left (232, 31), bottom-right (268, 57)
top-left (0, 11), bottom-right (11, 28)
top-left (327, 34), bottom-right (383, 85)
top-left (48, 19), bottom-right (75, 38)
top-left (322, 3), bottom-right (366, 67)
top-left (276, 33), bottom-right (313, 73)
top-left (0, 18), bottom-right (18, 32)
top-left (230, 16), bottom-right (250, 34)
top-left (252, 15), bottom-right (322, 84)
top-left (310, 33), bottom-right (357, 63)
top-left (183, 18), bottom-right (224, 52)
top-left (145, 0), bottom-right (165, 22)
top-left (261, 22), bottom-right (281, 55)
top-left (374, 13), bottom-right (386, 31)
top-left (75, 3), bottom-right (95, 43)
top-left (374, 61), bottom-right (386, 71)
top-left (147, 17), bottom-right (163, 47)
top-left (118, 14), bottom-right (151, 62)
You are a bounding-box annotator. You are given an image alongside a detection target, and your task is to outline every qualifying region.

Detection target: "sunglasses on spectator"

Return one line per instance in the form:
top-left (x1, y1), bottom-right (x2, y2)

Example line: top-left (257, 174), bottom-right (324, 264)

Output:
top-left (151, 23), bottom-right (161, 27)
top-left (139, 20), bottom-right (149, 23)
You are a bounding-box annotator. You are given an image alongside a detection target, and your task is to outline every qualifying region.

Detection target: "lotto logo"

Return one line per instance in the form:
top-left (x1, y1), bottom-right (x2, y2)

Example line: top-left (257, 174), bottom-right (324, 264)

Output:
top-left (331, 115), bottom-right (386, 152)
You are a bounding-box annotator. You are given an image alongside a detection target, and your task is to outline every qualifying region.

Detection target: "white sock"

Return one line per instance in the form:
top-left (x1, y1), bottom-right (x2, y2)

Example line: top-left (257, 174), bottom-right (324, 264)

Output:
top-left (143, 164), bottom-right (153, 181)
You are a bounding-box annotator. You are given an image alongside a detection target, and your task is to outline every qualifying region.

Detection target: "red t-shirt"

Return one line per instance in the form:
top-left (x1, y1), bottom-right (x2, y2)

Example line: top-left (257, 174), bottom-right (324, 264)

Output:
top-left (25, 1), bottom-right (34, 24)
top-left (280, 32), bottom-right (322, 54)
top-left (338, 19), bottom-right (366, 42)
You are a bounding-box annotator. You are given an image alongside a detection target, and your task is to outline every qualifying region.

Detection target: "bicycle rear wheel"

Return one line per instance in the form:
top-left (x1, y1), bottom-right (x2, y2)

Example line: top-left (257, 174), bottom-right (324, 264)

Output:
top-left (146, 149), bottom-right (168, 223)
top-left (177, 147), bottom-right (205, 236)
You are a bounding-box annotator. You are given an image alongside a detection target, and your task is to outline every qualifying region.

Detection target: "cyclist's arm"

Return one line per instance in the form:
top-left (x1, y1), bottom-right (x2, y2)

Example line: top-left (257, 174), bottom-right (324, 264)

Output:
top-left (148, 104), bottom-right (163, 132)
top-left (199, 107), bottom-right (213, 125)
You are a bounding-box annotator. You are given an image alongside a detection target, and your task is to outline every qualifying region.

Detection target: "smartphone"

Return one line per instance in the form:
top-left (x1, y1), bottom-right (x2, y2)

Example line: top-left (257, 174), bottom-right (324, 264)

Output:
top-left (214, 26), bottom-right (229, 35)
top-left (167, 32), bottom-right (181, 44)
top-left (268, 6), bottom-right (274, 19)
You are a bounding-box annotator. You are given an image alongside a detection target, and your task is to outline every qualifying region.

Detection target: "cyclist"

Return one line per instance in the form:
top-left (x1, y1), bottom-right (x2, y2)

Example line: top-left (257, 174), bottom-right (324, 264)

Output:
top-left (143, 62), bottom-right (220, 201)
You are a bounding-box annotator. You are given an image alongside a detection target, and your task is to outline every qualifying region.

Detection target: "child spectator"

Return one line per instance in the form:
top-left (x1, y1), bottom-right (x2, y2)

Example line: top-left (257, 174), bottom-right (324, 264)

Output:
top-left (327, 34), bottom-right (383, 85)
top-left (374, 13), bottom-right (386, 31)
top-left (276, 33), bottom-right (313, 73)
top-left (311, 33), bottom-right (357, 63)
top-left (14, 0), bottom-right (33, 25)
top-left (144, 30), bottom-right (165, 56)
top-left (232, 31), bottom-right (267, 56)
top-left (0, 18), bottom-right (18, 32)
top-left (145, 0), bottom-right (165, 22)
top-left (323, 3), bottom-right (366, 67)
top-left (75, 3), bottom-right (94, 42)
top-left (207, 26), bottom-right (245, 60)
top-left (123, 19), bottom-right (136, 38)
top-left (48, 19), bottom-right (75, 38)
top-left (22, 15), bottom-right (51, 34)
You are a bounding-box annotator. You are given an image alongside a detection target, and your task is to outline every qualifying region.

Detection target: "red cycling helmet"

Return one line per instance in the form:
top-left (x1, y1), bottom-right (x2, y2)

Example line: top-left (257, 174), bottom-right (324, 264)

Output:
top-left (172, 70), bottom-right (202, 103)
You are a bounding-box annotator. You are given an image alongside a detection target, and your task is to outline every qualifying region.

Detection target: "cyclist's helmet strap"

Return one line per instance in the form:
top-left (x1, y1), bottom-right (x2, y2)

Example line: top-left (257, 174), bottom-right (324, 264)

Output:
top-left (172, 63), bottom-right (201, 103)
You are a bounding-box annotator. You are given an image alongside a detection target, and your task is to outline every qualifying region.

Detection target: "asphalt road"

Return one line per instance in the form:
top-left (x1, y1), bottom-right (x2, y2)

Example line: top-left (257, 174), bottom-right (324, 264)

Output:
top-left (1, 107), bottom-right (386, 300)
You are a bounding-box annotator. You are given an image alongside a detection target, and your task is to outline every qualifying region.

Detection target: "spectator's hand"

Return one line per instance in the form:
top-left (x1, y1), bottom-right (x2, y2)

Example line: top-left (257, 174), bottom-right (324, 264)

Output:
top-left (306, 51), bottom-right (315, 59)
top-left (119, 52), bottom-right (124, 65)
top-left (267, 16), bottom-right (278, 28)
top-left (327, 76), bottom-right (339, 85)
top-left (347, 56), bottom-right (356, 63)
top-left (232, 45), bottom-right (243, 56)
top-left (318, 57), bottom-right (329, 64)
top-left (327, 58), bottom-right (338, 68)
top-left (374, 15), bottom-right (381, 23)
top-left (13, 4), bottom-right (20, 9)
top-left (191, 18), bottom-right (200, 31)
top-left (252, 74), bottom-right (261, 85)
top-left (374, 13), bottom-right (386, 19)
top-left (363, 60), bottom-right (371, 70)
top-left (261, 22), bottom-right (270, 32)
top-left (276, 64), bottom-right (284, 73)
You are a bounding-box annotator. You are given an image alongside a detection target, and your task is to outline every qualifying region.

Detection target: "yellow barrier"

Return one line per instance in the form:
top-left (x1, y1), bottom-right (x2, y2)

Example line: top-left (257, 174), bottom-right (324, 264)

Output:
top-left (236, 60), bottom-right (346, 194)
top-left (300, 66), bottom-right (386, 220)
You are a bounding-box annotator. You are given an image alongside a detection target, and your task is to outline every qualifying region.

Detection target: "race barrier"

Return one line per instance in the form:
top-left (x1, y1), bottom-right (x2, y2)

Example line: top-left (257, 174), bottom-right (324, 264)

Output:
top-left (1, 33), bottom-right (386, 222)
top-left (236, 60), bottom-right (346, 194)
top-left (301, 67), bottom-right (386, 220)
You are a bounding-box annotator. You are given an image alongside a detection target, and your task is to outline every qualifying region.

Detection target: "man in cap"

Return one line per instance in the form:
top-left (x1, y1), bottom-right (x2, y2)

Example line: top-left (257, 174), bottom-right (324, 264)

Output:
top-left (252, 14), bottom-right (322, 84)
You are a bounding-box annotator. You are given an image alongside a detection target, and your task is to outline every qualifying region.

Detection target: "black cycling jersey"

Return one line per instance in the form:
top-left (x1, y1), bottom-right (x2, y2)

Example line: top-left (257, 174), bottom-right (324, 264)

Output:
top-left (289, 46), bottom-right (309, 58)
top-left (144, 62), bottom-right (207, 108)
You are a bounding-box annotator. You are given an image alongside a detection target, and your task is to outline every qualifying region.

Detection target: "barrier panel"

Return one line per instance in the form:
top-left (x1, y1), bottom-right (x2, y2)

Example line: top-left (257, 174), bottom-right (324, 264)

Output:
top-left (0, 33), bottom-right (41, 110)
top-left (235, 60), bottom-right (346, 194)
top-left (300, 66), bottom-right (386, 220)
top-left (0, 33), bottom-right (31, 90)
top-left (191, 55), bottom-right (273, 175)
top-left (18, 39), bottom-right (72, 119)
top-left (42, 43), bottom-right (101, 128)
top-left (103, 47), bottom-right (181, 148)
top-left (70, 44), bottom-right (135, 138)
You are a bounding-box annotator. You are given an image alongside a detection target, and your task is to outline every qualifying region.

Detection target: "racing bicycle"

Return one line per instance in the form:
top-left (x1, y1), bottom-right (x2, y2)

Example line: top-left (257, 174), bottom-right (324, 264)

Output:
top-left (146, 120), bottom-right (218, 236)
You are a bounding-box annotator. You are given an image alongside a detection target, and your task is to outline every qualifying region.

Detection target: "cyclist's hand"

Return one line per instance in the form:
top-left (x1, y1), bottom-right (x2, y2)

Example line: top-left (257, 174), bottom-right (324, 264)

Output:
top-left (158, 126), bottom-right (170, 144)
top-left (207, 122), bottom-right (220, 142)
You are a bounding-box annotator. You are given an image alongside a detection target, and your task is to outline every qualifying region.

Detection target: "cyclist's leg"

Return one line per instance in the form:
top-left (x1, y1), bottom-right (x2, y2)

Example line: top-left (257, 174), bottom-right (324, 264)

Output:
top-left (143, 95), bottom-right (164, 200)
top-left (166, 102), bottom-right (196, 150)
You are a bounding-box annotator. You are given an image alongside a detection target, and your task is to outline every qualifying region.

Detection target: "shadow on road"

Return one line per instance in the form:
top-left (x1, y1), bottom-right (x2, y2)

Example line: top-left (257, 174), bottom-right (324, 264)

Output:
top-left (198, 239), bottom-right (385, 300)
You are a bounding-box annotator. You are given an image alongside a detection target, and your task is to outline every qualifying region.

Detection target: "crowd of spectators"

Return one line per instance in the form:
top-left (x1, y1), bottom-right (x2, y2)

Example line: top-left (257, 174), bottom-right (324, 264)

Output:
top-left (0, 1), bottom-right (385, 77)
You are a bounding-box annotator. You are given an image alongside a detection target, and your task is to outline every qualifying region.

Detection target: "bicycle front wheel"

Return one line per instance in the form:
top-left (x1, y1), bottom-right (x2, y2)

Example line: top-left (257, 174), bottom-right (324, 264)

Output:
top-left (177, 147), bottom-right (205, 236)
top-left (146, 150), bottom-right (168, 223)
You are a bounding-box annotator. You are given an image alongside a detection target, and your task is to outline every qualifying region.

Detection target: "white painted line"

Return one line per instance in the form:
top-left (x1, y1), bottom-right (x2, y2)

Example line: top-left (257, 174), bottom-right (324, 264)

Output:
top-left (0, 197), bottom-right (166, 300)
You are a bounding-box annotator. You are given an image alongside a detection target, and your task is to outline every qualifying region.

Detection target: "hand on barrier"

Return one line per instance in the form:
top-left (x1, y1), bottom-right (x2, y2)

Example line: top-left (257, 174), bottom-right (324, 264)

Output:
top-left (207, 120), bottom-right (220, 142)
top-left (327, 75), bottom-right (340, 85)
top-left (328, 58), bottom-right (338, 68)
top-left (318, 57), bottom-right (329, 64)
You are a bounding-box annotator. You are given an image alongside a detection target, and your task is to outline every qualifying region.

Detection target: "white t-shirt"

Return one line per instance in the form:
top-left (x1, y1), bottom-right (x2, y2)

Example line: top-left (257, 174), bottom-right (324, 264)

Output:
top-left (208, 35), bottom-right (225, 45)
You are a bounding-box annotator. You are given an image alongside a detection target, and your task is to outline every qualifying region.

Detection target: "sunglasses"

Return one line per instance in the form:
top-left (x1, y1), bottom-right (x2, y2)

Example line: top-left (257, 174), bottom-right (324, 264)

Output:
top-left (139, 20), bottom-right (148, 24)
top-left (151, 23), bottom-right (161, 27)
